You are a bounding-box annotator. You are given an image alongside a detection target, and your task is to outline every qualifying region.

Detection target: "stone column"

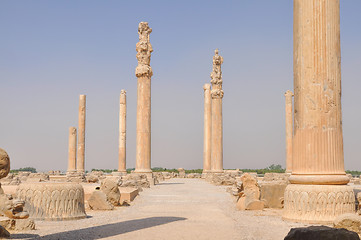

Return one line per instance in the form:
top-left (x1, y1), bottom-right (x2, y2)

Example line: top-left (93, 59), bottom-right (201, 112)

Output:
top-left (118, 90), bottom-right (127, 173)
top-left (77, 95), bottom-right (86, 173)
top-left (203, 84), bottom-right (212, 173)
top-left (134, 22), bottom-right (153, 174)
top-left (67, 127), bottom-right (77, 173)
top-left (210, 49), bottom-right (224, 173)
top-left (285, 90), bottom-right (293, 173)
top-left (283, 0), bottom-right (354, 223)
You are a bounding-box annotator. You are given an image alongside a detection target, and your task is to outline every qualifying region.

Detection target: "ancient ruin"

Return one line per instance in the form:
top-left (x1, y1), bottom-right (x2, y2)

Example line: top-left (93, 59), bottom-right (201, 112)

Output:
top-left (203, 83), bottom-right (212, 174)
top-left (210, 49), bottom-right (224, 173)
top-left (17, 182), bottom-right (87, 220)
top-left (67, 127), bottom-right (77, 173)
top-left (283, 0), bottom-right (355, 223)
top-left (77, 94), bottom-right (86, 173)
top-left (134, 22), bottom-right (153, 175)
top-left (118, 90), bottom-right (127, 174)
top-left (284, 90), bottom-right (293, 173)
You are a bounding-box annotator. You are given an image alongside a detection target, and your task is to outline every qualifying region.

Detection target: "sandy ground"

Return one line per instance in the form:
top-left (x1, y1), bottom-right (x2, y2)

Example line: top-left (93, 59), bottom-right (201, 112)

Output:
top-left (10, 178), bottom-right (313, 240)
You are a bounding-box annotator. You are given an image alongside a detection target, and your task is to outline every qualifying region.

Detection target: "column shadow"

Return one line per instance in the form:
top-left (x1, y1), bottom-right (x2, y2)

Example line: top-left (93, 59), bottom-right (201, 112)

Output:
top-left (11, 216), bottom-right (187, 240)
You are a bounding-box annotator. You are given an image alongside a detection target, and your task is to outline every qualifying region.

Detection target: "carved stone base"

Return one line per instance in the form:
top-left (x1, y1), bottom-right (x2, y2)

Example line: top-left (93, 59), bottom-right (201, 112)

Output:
top-left (17, 183), bottom-right (86, 221)
top-left (283, 184), bottom-right (355, 224)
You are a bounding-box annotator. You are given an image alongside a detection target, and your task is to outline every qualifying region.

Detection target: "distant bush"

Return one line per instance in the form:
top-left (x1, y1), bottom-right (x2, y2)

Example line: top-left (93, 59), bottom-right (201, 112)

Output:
top-left (91, 169), bottom-right (117, 173)
top-left (240, 164), bottom-right (285, 174)
top-left (184, 169), bottom-right (203, 174)
top-left (152, 167), bottom-right (179, 173)
top-left (346, 170), bottom-right (361, 177)
top-left (10, 167), bottom-right (37, 173)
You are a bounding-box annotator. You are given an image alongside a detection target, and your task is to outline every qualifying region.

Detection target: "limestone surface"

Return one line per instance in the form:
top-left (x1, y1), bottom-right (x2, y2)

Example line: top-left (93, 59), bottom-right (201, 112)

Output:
top-left (334, 213), bottom-right (361, 237)
top-left (236, 173), bottom-right (264, 210)
top-left (88, 190), bottom-right (114, 211)
top-left (17, 182), bottom-right (87, 220)
top-left (100, 178), bottom-right (121, 206)
top-left (0, 149), bottom-right (10, 179)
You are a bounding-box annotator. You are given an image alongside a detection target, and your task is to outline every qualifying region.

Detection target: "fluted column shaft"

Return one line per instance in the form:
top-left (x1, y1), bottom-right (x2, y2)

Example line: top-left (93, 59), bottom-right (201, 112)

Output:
top-left (211, 96), bottom-right (223, 172)
top-left (210, 49), bottom-right (224, 173)
top-left (76, 95), bottom-right (86, 173)
top-left (285, 90), bottom-right (293, 173)
top-left (118, 90), bottom-right (127, 173)
top-left (135, 76), bottom-right (152, 172)
top-left (203, 84), bottom-right (212, 173)
top-left (67, 127), bottom-right (77, 172)
top-left (291, 0), bottom-right (348, 184)
top-left (134, 22), bottom-right (153, 173)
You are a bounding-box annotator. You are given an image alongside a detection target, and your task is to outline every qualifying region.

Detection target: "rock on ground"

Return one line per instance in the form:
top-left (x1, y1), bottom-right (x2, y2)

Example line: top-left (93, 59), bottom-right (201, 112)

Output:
top-left (284, 226), bottom-right (360, 240)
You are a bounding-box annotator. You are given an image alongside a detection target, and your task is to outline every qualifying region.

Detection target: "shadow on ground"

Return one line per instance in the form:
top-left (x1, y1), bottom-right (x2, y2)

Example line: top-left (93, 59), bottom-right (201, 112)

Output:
top-left (11, 216), bottom-right (187, 240)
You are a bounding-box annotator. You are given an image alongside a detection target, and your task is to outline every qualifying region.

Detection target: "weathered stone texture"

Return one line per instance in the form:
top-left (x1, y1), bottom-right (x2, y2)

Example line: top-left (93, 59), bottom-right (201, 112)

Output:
top-left (118, 90), bottom-right (127, 173)
top-left (100, 178), bottom-right (121, 206)
top-left (210, 49), bottom-right (224, 173)
top-left (260, 182), bottom-right (287, 208)
top-left (88, 190), bottom-right (114, 211)
top-left (334, 213), bottom-right (361, 238)
top-left (283, 184), bottom-right (355, 223)
top-left (17, 182), bottom-right (86, 221)
top-left (77, 95), bottom-right (86, 173)
top-left (135, 22), bottom-right (153, 174)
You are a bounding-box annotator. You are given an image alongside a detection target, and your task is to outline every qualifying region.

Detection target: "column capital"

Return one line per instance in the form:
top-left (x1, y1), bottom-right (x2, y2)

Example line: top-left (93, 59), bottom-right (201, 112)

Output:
top-left (135, 22), bottom-right (153, 78)
top-left (210, 49), bottom-right (224, 97)
top-left (203, 83), bottom-right (211, 91)
top-left (211, 89), bottom-right (224, 99)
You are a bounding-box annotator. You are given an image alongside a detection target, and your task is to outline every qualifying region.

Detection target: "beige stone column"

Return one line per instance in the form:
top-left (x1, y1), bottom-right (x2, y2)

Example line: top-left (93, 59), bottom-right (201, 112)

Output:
top-left (77, 95), bottom-right (86, 173)
top-left (134, 22), bottom-right (153, 173)
top-left (210, 49), bottom-right (224, 173)
top-left (283, 0), bottom-right (354, 223)
top-left (203, 84), bottom-right (212, 173)
top-left (67, 127), bottom-right (77, 173)
top-left (285, 90), bottom-right (293, 173)
top-left (118, 90), bottom-right (127, 173)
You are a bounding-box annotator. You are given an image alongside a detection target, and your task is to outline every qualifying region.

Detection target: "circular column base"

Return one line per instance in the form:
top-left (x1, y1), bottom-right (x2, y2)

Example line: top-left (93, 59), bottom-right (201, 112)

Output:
top-left (283, 184), bottom-right (355, 224)
top-left (17, 182), bottom-right (87, 221)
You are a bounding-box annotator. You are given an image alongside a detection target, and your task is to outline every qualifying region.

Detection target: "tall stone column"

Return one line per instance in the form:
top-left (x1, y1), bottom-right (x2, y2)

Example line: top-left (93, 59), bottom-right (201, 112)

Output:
top-left (134, 22), bottom-right (152, 174)
top-left (283, 0), bottom-right (354, 223)
top-left (67, 127), bottom-right (77, 173)
top-left (118, 90), bottom-right (127, 173)
top-left (210, 49), bottom-right (224, 173)
top-left (77, 95), bottom-right (86, 173)
top-left (285, 90), bottom-right (293, 173)
top-left (203, 84), bottom-right (212, 173)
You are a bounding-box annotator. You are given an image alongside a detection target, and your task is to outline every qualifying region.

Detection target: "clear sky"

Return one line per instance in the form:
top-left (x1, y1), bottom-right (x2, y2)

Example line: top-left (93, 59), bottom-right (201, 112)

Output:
top-left (1, 1), bottom-right (360, 172)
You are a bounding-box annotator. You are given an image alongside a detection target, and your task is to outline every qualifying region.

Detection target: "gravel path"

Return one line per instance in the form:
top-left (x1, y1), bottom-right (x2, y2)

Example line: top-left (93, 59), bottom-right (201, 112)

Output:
top-left (12, 178), bottom-right (311, 240)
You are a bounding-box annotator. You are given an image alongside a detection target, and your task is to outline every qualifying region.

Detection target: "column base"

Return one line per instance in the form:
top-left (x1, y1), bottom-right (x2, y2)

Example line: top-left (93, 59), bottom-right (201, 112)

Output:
top-left (289, 174), bottom-right (350, 185)
top-left (283, 184), bottom-right (355, 224)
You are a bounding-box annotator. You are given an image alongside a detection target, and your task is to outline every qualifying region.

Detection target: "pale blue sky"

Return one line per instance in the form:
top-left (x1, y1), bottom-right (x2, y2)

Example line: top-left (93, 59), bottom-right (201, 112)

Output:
top-left (0, 1), bottom-right (360, 172)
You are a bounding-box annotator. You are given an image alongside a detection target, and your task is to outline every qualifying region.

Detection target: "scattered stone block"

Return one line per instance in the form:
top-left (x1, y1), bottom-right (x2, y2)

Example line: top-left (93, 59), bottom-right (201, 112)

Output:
top-left (100, 178), bottom-right (120, 206)
top-left (0, 218), bottom-right (35, 231)
top-left (119, 187), bottom-right (138, 203)
top-left (260, 182), bottom-right (287, 208)
top-left (178, 168), bottom-right (186, 178)
top-left (284, 226), bottom-right (360, 240)
top-left (88, 190), bottom-right (114, 210)
top-left (236, 173), bottom-right (264, 211)
top-left (334, 213), bottom-right (361, 237)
